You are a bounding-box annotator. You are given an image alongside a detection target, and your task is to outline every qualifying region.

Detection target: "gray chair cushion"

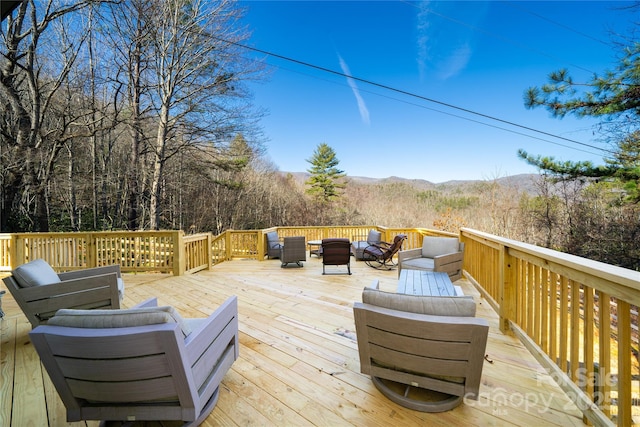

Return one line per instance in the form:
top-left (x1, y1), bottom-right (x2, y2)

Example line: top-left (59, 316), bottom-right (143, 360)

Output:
top-left (266, 231), bottom-right (281, 248)
top-left (421, 236), bottom-right (460, 258)
top-left (366, 230), bottom-right (382, 244)
top-left (48, 305), bottom-right (193, 337)
top-left (400, 257), bottom-right (435, 270)
top-left (362, 287), bottom-right (476, 317)
top-left (12, 259), bottom-right (61, 288)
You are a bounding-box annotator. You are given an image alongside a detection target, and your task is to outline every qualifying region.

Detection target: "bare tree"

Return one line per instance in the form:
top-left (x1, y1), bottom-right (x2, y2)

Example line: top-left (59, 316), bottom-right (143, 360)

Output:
top-left (145, 0), bottom-right (257, 229)
top-left (101, 0), bottom-right (156, 230)
top-left (0, 0), bottom-right (100, 231)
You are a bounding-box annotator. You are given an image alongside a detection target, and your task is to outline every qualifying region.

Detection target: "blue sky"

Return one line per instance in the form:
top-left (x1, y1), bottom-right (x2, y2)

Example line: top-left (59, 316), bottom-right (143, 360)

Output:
top-left (240, 1), bottom-right (633, 182)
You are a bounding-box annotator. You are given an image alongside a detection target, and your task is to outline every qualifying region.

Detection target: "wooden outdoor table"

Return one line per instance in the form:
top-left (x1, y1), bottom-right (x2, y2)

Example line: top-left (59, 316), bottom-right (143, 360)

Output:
top-left (397, 269), bottom-right (462, 296)
top-left (307, 240), bottom-right (322, 257)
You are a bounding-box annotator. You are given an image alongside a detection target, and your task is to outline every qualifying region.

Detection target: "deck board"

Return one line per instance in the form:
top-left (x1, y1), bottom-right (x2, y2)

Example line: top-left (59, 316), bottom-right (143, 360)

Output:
top-left (1, 257), bottom-right (587, 426)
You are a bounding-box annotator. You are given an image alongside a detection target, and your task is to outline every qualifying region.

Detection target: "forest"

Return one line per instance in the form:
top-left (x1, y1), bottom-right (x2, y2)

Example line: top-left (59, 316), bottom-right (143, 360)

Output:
top-left (1, 1), bottom-right (638, 271)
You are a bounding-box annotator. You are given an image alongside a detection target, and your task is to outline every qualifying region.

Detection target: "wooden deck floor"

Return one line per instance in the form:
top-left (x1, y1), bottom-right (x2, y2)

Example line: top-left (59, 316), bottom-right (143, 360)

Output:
top-left (1, 256), bottom-right (588, 426)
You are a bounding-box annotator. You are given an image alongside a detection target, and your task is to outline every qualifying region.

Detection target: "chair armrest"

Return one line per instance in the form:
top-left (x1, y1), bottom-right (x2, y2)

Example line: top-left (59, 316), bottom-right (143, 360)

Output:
top-left (20, 273), bottom-right (119, 298)
top-left (58, 265), bottom-right (121, 281)
top-left (18, 273), bottom-right (121, 323)
top-left (184, 296), bottom-right (239, 363)
top-left (433, 251), bottom-right (463, 268)
top-left (398, 248), bottom-right (422, 262)
top-left (369, 241), bottom-right (391, 250)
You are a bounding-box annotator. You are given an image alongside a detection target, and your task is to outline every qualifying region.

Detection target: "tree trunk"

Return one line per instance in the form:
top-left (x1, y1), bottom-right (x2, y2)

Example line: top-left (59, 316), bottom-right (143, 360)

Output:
top-left (149, 104), bottom-right (169, 230)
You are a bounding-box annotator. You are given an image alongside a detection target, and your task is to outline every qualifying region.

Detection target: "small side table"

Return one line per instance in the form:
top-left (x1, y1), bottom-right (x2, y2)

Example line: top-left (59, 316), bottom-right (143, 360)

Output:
top-left (307, 240), bottom-right (322, 257)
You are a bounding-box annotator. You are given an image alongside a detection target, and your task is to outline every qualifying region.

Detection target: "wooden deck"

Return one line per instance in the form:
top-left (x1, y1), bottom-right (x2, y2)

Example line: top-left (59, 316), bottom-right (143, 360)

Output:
top-left (1, 256), bottom-right (588, 426)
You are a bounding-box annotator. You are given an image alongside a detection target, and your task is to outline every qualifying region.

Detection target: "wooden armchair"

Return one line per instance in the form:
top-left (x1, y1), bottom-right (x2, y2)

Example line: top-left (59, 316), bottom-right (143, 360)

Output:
top-left (3, 259), bottom-right (124, 328)
top-left (353, 284), bottom-right (488, 412)
top-left (29, 296), bottom-right (239, 426)
top-left (398, 236), bottom-right (465, 281)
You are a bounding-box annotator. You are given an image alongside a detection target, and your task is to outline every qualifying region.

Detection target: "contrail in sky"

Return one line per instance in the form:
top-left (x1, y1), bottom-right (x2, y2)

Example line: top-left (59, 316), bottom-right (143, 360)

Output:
top-left (338, 54), bottom-right (370, 125)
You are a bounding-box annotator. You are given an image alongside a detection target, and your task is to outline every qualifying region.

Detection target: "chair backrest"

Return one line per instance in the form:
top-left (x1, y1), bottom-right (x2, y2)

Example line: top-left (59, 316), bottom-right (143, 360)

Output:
top-left (3, 260), bottom-right (121, 328)
top-left (266, 231), bottom-right (280, 247)
top-left (321, 238), bottom-right (351, 265)
top-left (281, 236), bottom-right (306, 263)
top-left (421, 236), bottom-right (462, 258)
top-left (382, 234), bottom-right (407, 261)
top-left (353, 296), bottom-right (488, 411)
top-left (265, 231), bottom-right (282, 258)
top-left (29, 296), bottom-right (239, 424)
top-left (366, 230), bottom-right (382, 244)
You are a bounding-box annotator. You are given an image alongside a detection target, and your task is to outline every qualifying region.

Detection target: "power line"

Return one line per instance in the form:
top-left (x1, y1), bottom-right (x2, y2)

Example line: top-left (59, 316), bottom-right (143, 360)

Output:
top-left (225, 38), bottom-right (616, 156)
top-left (501, 1), bottom-right (613, 48)
top-left (264, 59), bottom-right (605, 157)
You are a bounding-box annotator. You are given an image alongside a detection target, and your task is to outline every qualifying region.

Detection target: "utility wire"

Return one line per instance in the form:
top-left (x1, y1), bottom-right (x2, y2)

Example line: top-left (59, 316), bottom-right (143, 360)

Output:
top-left (501, 1), bottom-right (612, 47)
top-left (224, 38), bottom-right (617, 156)
top-left (267, 60), bottom-right (605, 157)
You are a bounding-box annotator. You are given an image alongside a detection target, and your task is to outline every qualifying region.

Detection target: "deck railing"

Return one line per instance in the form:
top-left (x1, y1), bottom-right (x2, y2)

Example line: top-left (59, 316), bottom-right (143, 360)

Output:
top-left (0, 227), bottom-right (453, 274)
top-left (1, 226), bottom-right (638, 426)
top-left (461, 227), bottom-right (640, 427)
top-left (0, 231), bottom-right (182, 274)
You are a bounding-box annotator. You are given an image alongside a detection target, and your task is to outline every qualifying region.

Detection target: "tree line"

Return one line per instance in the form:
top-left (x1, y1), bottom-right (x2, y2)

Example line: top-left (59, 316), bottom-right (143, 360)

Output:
top-left (1, 1), bottom-right (637, 270)
top-left (1, 0), bottom-right (267, 232)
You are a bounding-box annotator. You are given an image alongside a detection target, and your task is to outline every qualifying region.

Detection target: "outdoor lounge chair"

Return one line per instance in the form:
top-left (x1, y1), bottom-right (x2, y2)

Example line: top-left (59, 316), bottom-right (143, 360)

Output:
top-left (29, 295), bottom-right (239, 426)
top-left (3, 258), bottom-right (124, 328)
top-left (353, 283), bottom-right (489, 412)
top-left (280, 236), bottom-right (306, 267)
top-left (362, 234), bottom-right (407, 270)
top-left (321, 238), bottom-right (352, 275)
top-left (266, 231), bottom-right (282, 259)
top-left (351, 229), bottom-right (382, 261)
top-left (398, 236), bottom-right (464, 281)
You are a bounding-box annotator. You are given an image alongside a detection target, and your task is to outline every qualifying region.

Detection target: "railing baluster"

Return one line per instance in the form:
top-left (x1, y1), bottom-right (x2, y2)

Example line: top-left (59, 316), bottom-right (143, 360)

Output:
top-left (618, 300), bottom-right (632, 426)
top-left (599, 291), bottom-right (612, 417)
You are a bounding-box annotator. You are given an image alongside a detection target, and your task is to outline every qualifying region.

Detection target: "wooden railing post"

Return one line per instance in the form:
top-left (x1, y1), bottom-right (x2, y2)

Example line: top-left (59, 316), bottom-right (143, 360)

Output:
top-left (207, 232), bottom-right (213, 270)
top-left (258, 231), bottom-right (266, 261)
top-left (226, 230), bottom-right (232, 261)
top-left (87, 232), bottom-right (96, 268)
top-left (499, 244), bottom-right (516, 333)
top-left (173, 230), bottom-right (185, 276)
top-left (10, 234), bottom-right (20, 269)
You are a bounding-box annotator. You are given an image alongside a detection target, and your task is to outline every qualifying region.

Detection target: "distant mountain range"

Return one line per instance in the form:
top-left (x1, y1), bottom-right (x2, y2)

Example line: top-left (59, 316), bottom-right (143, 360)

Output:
top-left (282, 172), bottom-right (543, 194)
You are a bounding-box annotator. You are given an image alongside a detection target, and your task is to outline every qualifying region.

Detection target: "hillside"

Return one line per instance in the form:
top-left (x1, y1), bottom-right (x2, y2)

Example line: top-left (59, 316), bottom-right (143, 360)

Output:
top-left (281, 172), bottom-right (542, 194)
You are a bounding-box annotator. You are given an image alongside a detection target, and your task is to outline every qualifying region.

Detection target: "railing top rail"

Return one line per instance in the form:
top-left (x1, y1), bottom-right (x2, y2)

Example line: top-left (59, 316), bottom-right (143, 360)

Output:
top-left (461, 227), bottom-right (639, 290)
top-left (5, 230), bottom-right (180, 237)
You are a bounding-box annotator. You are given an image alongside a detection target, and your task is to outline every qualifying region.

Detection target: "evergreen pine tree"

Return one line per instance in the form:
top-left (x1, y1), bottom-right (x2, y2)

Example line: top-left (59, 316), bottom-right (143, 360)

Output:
top-left (305, 143), bottom-right (346, 204)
